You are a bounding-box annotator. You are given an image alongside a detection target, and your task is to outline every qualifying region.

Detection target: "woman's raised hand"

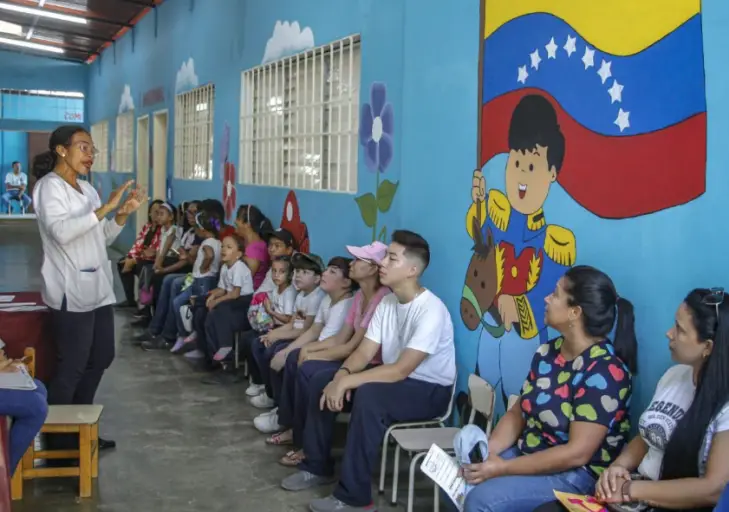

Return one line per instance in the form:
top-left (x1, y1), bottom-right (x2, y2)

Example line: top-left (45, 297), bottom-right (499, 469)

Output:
top-left (118, 185), bottom-right (149, 215)
top-left (106, 180), bottom-right (134, 210)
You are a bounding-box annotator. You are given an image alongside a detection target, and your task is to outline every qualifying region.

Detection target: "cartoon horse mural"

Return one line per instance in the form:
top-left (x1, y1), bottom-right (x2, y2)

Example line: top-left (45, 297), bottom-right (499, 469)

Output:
top-left (459, 0), bottom-right (707, 414)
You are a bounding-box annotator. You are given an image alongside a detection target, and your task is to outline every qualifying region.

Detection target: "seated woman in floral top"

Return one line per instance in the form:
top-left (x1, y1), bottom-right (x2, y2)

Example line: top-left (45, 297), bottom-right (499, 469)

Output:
top-left (463, 265), bottom-right (638, 512)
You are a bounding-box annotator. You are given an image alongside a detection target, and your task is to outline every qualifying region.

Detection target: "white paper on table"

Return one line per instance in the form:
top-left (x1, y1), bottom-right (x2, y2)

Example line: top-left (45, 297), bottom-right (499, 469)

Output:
top-left (0, 305), bottom-right (47, 312)
top-left (420, 444), bottom-right (467, 511)
top-left (0, 364), bottom-right (36, 390)
top-left (0, 295), bottom-right (15, 303)
top-left (0, 302), bottom-right (39, 308)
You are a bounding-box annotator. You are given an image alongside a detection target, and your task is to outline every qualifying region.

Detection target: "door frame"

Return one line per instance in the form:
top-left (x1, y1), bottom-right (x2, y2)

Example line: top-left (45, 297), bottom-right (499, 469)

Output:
top-left (135, 114), bottom-right (151, 234)
top-left (152, 108), bottom-right (169, 202)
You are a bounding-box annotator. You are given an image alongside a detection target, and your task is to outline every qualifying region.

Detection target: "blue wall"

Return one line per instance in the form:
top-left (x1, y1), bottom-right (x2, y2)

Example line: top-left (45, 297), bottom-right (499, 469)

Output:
top-left (87, 0), bottom-right (729, 416)
top-left (0, 131), bottom-right (28, 178)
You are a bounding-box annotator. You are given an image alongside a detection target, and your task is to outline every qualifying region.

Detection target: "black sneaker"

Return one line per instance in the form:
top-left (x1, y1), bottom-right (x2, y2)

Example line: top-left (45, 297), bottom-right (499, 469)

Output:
top-left (141, 337), bottom-right (172, 351)
top-left (201, 370), bottom-right (242, 385)
top-left (131, 331), bottom-right (154, 346)
top-left (116, 300), bottom-right (137, 309)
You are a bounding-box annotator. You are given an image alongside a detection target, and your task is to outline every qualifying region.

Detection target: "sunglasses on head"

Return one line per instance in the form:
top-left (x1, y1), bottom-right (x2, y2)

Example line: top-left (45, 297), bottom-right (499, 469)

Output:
top-left (702, 287), bottom-right (725, 318)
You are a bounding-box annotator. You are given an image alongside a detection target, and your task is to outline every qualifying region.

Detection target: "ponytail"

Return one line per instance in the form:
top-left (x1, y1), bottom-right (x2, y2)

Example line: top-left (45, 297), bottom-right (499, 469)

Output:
top-left (32, 151), bottom-right (57, 180)
top-left (236, 204), bottom-right (272, 236)
top-left (614, 297), bottom-right (638, 374)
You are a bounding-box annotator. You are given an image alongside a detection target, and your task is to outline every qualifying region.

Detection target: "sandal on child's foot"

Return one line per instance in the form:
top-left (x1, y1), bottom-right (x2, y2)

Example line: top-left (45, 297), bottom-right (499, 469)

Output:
top-left (266, 430), bottom-right (293, 446)
top-left (279, 449), bottom-right (305, 467)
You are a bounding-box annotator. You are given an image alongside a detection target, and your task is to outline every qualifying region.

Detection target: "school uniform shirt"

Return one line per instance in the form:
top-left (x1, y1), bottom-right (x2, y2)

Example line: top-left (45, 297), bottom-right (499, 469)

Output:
top-left (5, 171), bottom-right (27, 187)
top-left (217, 260), bottom-right (254, 295)
top-left (638, 364), bottom-right (729, 480)
top-left (292, 287), bottom-right (326, 330)
top-left (255, 268), bottom-right (275, 295)
top-left (33, 172), bottom-right (124, 312)
top-left (192, 238), bottom-right (222, 278)
top-left (158, 225), bottom-right (180, 255)
top-left (270, 284), bottom-right (297, 325)
top-left (179, 228), bottom-right (197, 250)
top-left (365, 290), bottom-right (456, 387)
top-left (315, 294), bottom-right (354, 341)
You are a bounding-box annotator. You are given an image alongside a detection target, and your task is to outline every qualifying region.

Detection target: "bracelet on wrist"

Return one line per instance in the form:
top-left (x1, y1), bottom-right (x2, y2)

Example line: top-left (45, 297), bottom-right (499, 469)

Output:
top-left (338, 367), bottom-right (351, 375)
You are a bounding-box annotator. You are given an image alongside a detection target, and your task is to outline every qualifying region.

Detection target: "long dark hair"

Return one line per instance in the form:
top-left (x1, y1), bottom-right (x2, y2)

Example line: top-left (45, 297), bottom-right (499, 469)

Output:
top-left (180, 200), bottom-right (199, 232)
top-left (32, 125), bottom-right (89, 179)
top-left (237, 204), bottom-right (273, 237)
top-left (662, 289), bottom-right (729, 488)
top-left (564, 265), bottom-right (638, 373)
top-left (195, 210), bottom-right (220, 237)
top-left (142, 199), bottom-right (164, 247)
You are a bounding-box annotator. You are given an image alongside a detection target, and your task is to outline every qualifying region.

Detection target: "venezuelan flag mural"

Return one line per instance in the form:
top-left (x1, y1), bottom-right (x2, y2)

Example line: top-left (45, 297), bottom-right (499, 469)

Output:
top-left (459, 0), bottom-right (706, 412)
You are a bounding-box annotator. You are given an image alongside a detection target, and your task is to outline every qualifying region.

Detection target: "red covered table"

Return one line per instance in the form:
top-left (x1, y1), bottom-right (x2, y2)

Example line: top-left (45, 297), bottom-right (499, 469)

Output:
top-left (0, 292), bottom-right (55, 384)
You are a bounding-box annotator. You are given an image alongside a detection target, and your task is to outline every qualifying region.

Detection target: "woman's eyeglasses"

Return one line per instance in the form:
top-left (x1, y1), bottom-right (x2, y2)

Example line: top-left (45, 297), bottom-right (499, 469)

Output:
top-left (74, 142), bottom-right (99, 157)
top-left (702, 287), bottom-right (725, 318)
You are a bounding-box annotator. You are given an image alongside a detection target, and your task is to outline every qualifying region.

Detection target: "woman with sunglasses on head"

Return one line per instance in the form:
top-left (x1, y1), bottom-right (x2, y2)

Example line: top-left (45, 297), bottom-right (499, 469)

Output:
top-left (32, 125), bottom-right (147, 451)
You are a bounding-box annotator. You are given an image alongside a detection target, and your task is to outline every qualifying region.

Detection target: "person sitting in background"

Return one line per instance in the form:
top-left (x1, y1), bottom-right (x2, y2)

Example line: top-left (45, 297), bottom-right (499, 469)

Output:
top-left (273, 242), bottom-right (389, 467)
top-left (0, 342), bottom-right (48, 474)
top-left (461, 265), bottom-right (637, 512)
top-left (116, 199), bottom-right (163, 308)
top-left (199, 198), bottom-right (235, 240)
top-left (590, 287), bottom-right (729, 512)
top-left (254, 256), bottom-right (356, 436)
top-left (1, 161), bottom-right (31, 213)
top-left (188, 234), bottom-right (253, 360)
top-left (141, 211), bottom-right (221, 352)
top-left (235, 204), bottom-right (273, 289)
top-left (248, 253), bottom-right (326, 410)
top-left (282, 231), bottom-right (456, 512)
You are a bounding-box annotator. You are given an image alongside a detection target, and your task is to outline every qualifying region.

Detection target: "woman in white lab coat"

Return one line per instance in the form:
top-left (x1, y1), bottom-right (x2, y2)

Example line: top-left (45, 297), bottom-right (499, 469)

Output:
top-left (32, 125), bottom-right (147, 450)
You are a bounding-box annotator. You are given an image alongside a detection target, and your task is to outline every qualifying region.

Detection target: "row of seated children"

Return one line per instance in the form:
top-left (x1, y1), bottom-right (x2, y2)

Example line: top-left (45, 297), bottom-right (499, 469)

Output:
top-left (232, 233), bottom-right (729, 512)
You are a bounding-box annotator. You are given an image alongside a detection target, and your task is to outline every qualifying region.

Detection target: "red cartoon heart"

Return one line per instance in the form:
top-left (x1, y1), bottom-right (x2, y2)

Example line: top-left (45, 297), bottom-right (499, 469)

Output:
top-left (575, 388), bottom-right (586, 399)
top-left (608, 364), bottom-right (625, 382)
top-left (554, 354), bottom-right (566, 367)
top-left (615, 410), bottom-right (625, 421)
top-left (521, 399), bottom-right (532, 413)
top-left (554, 384), bottom-right (569, 399)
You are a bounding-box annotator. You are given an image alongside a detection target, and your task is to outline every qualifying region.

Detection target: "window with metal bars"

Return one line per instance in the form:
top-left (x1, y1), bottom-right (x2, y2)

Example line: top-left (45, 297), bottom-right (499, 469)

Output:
top-left (240, 35), bottom-right (361, 193)
top-left (90, 120), bottom-right (109, 172)
top-left (174, 84), bottom-right (215, 180)
top-left (114, 112), bottom-right (134, 173)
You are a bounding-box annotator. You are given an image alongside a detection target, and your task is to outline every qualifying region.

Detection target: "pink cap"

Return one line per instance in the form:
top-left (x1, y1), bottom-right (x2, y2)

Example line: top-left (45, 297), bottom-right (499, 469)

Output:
top-left (346, 241), bottom-right (388, 264)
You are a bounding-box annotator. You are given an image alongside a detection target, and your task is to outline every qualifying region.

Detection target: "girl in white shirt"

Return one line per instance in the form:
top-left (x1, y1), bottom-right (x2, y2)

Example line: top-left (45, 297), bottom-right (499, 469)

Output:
top-left (596, 288), bottom-right (729, 512)
top-left (138, 201), bottom-right (179, 309)
top-left (32, 125), bottom-right (147, 451)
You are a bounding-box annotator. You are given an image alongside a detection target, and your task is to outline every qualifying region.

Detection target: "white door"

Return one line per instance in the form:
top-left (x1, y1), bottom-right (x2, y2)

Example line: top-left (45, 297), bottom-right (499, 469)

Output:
top-left (136, 115), bottom-right (150, 234)
top-left (152, 110), bottom-right (168, 203)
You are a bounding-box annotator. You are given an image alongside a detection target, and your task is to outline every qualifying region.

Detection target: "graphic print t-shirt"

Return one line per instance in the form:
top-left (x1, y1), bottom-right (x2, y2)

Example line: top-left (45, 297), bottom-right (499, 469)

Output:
top-left (518, 338), bottom-right (633, 476)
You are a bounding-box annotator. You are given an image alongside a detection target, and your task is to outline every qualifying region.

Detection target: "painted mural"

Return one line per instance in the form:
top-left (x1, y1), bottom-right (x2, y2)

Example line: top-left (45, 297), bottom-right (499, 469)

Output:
top-left (460, 0), bottom-right (707, 412)
top-left (220, 123), bottom-right (236, 221)
top-left (355, 82), bottom-right (399, 242)
top-left (262, 21), bottom-right (315, 64)
top-left (280, 190), bottom-right (310, 253)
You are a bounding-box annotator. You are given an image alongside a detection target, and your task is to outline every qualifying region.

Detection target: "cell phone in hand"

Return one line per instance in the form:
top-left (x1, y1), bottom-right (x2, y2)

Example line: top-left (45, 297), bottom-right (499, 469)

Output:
top-left (469, 445), bottom-right (484, 464)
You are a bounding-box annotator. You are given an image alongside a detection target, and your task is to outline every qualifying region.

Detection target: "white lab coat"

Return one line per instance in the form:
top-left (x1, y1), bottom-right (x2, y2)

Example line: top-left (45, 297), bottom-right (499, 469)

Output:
top-left (33, 173), bottom-right (124, 312)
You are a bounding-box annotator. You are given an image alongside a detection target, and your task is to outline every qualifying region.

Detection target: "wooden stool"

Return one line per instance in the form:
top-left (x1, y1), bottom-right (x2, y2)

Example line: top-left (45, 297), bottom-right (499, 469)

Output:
top-left (12, 405), bottom-right (102, 499)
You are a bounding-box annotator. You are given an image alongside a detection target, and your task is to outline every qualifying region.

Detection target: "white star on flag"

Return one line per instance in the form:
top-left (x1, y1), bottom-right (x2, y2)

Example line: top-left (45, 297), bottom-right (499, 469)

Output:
top-left (608, 80), bottom-right (624, 103)
top-left (614, 109), bottom-right (630, 132)
top-left (597, 60), bottom-right (612, 84)
top-left (564, 35), bottom-right (577, 57)
top-left (530, 49), bottom-right (542, 70)
top-left (582, 47), bottom-right (595, 69)
top-left (517, 65), bottom-right (529, 84)
top-left (545, 38), bottom-right (558, 59)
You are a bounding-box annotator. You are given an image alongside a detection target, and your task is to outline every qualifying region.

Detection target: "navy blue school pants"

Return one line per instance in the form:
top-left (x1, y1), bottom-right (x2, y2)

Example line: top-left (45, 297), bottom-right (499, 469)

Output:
top-left (277, 352), bottom-right (342, 448)
top-left (195, 295), bottom-right (253, 362)
top-left (300, 375), bottom-right (451, 507)
top-left (250, 339), bottom-right (291, 399)
top-left (0, 380), bottom-right (48, 472)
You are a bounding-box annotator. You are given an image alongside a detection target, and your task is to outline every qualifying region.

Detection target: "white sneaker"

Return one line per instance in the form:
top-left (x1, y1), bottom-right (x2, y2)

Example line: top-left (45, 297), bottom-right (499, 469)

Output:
top-left (254, 410), bottom-right (280, 433)
top-left (246, 383), bottom-right (266, 397)
top-left (249, 393), bottom-right (275, 409)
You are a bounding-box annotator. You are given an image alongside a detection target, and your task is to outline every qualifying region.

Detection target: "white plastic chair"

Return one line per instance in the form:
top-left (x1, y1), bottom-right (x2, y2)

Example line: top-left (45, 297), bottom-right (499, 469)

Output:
top-left (390, 374), bottom-right (495, 512)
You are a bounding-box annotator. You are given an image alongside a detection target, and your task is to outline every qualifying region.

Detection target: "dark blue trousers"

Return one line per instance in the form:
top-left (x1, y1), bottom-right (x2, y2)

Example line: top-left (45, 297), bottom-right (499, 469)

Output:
top-left (0, 380), bottom-right (48, 472)
top-left (300, 376), bottom-right (451, 508)
top-left (250, 339), bottom-right (290, 399)
top-left (278, 354), bottom-right (342, 448)
top-left (201, 295), bottom-right (253, 362)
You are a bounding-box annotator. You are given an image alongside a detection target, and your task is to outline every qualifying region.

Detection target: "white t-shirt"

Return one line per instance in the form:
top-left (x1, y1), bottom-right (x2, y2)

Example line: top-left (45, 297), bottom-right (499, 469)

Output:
top-left (315, 294), bottom-right (354, 341)
top-left (158, 225), bottom-right (179, 255)
top-left (293, 287), bottom-right (326, 330)
top-left (638, 364), bottom-right (729, 479)
top-left (192, 238), bottom-right (221, 278)
top-left (270, 284), bottom-right (297, 325)
top-left (5, 172), bottom-right (27, 187)
top-left (217, 260), bottom-right (253, 294)
top-left (255, 268), bottom-right (275, 295)
top-left (365, 290), bottom-right (456, 386)
top-left (178, 227), bottom-right (197, 250)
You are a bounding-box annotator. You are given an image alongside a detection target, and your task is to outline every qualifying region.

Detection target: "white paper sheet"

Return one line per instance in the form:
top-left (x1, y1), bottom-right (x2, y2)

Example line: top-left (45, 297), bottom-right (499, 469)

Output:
top-left (0, 305), bottom-right (47, 312)
top-left (0, 295), bottom-right (15, 303)
top-left (420, 444), bottom-right (467, 511)
top-left (0, 364), bottom-right (36, 390)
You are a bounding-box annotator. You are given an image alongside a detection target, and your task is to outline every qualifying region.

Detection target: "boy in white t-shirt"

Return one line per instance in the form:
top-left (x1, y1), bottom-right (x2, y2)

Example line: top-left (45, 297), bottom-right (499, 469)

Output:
top-left (281, 231), bottom-right (456, 512)
top-left (253, 256), bottom-right (356, 434)
top-left (248, 253), bottom-right (326, 407)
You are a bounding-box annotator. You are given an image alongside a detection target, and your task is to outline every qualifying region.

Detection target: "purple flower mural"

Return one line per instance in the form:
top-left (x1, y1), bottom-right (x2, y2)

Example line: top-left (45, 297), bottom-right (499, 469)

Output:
top-left (355, 82), bottom-right (399, 242)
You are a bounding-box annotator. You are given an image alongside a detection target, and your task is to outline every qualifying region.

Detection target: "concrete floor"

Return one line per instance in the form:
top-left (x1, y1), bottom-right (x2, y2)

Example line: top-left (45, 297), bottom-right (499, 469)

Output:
top-left (0, 220), bottom-right (436, 512)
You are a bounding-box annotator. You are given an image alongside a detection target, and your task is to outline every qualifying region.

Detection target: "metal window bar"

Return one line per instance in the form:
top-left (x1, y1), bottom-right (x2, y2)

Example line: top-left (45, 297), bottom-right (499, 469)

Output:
top-left (90, 121), bottom-right (109, 172)
top-left (174, 84), bottom-right (215, 180)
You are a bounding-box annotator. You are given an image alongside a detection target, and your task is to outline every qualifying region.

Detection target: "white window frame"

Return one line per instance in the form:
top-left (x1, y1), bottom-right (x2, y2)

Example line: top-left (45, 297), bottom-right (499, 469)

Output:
top-left (90, 120), bottom-right (109, 172)
top-left (174, 83), bottom-right (215, 180)
top-left (240, 35), bottom-right (361, 194)
top-left (114, 111), bottom-right (134, 173)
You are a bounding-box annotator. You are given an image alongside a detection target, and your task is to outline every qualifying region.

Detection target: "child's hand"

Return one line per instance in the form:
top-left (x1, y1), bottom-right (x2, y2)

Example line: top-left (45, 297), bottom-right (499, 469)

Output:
top-left (206, 296), bottom-right (216, 310)
top-left (263, 297), bottom-right (273, 314)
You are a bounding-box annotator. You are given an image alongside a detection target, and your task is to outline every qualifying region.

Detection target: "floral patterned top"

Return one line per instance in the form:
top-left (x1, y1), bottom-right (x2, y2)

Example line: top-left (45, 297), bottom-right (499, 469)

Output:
top-left (127, 223), bottom-right (161, 261)
top-left (518, 337), bottom-right (633, 476)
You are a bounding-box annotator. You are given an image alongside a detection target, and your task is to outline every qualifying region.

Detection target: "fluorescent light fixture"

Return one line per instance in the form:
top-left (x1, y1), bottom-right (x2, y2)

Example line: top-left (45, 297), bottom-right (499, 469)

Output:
top-left (0, 21), bottom-right (22, 36)
top-left (28, 89), bottom-right (84, 98)
top-left (0, 2), bottom-right (87, 25)
top-left (0, 37), bottom-right (64, 54)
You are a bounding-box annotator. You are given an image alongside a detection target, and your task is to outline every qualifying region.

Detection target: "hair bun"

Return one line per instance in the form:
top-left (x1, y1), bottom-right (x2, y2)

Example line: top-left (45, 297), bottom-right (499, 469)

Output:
top-left (32, 151), bottom-right (57, 179)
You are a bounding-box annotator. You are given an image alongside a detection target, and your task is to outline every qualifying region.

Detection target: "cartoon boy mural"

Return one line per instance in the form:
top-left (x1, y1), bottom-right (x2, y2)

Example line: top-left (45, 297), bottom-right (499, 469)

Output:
top-left (462, 94), bottom-right (576, 410)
